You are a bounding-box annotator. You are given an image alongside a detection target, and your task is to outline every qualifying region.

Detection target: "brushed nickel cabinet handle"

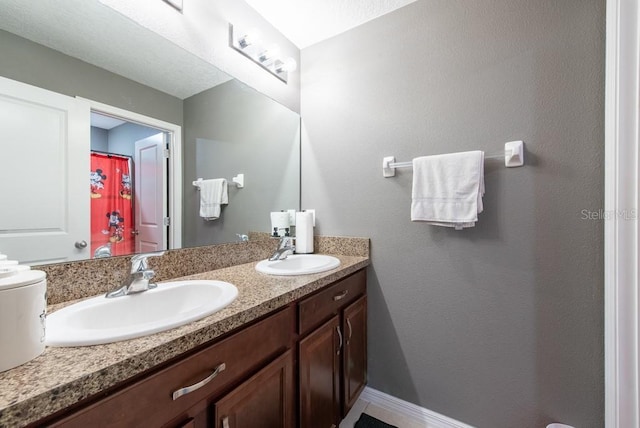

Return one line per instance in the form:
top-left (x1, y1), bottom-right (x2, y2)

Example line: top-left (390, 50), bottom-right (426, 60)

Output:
top-left (333, 290), bottom-right (348, 301)
top-left (336, 326), bottom-right (343, 355)
top-left (172, 363), bottom-right (226, 400)
top-left (222, 416), bottom-right (230, 428)
top-left (346, 318), bottom-right (353, 345)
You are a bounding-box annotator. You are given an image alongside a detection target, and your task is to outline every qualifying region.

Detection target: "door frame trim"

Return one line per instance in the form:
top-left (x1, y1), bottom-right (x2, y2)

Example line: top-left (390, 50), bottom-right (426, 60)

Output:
top-left (81, 98), bottom-right (183, 250)
top-left (604, 0), bottom-right (639, 426)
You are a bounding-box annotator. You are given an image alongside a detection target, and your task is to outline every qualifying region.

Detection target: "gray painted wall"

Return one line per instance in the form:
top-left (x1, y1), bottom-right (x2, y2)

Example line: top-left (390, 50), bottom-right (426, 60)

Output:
top-left (0, 30), bottom-right (183, 125)
top-left (183, 80), bottom-right (300, 246)
top-left (301, 1), bottom-right (604, 427)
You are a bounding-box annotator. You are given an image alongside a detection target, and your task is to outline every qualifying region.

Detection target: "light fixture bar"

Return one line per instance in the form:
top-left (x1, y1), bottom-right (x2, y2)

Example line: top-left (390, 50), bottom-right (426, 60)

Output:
top-left (162, 0), bottom-right (183, 12)
top-left (228, 24), bottom-right (296, 84)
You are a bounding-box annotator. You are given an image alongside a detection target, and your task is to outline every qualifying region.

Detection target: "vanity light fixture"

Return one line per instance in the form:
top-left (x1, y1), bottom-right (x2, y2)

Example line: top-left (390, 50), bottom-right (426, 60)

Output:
top-left (229, 24), bottom-right (297, 84)
top-left (162, 0), bottom-right (183, 12)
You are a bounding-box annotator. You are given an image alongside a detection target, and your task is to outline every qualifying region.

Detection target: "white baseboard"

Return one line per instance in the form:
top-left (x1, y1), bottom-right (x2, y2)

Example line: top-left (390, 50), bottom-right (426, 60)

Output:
top-left (360, 387), bottom-right (476, 428)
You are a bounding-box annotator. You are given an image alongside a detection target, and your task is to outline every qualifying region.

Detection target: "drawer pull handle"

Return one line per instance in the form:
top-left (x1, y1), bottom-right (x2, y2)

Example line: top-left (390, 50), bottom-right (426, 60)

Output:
top-left (333, 290), bottom-right (348, 301)
top-left (336, 326), bottom-right (343, 355)
top-left (172, 363), bottom-right (226, 400)
top-left (346, 318), bottom-right (353, 345)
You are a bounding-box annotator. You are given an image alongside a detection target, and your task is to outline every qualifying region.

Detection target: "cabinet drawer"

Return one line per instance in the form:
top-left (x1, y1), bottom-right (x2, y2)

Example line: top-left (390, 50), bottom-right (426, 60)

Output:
top-left (51, 306), bottom-right (295, 428)
top-left (299, 270), bottom-right (365, 337)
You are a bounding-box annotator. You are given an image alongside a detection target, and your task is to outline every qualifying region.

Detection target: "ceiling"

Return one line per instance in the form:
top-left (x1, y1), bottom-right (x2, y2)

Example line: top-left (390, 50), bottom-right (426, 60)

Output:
top-left (0, 0), bottom-right (417, 99)
top-left (90, 113), bottom-right (126, 130)
top-left (243, 0), bottom-right (419, 49)
top-left (0, 0), bottom-right (231, 99)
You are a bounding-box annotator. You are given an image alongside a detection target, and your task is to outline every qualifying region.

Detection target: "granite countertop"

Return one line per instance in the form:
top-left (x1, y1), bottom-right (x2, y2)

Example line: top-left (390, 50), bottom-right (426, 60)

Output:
top-left (0, 254), bottom-right (369, 427)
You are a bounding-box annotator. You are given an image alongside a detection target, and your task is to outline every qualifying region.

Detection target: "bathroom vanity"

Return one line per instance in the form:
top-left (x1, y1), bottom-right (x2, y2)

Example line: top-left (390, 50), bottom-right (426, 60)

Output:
top-left (0, 239), bottom-right (369, 428)
top-left (44, 270), bottom-right (366, 428)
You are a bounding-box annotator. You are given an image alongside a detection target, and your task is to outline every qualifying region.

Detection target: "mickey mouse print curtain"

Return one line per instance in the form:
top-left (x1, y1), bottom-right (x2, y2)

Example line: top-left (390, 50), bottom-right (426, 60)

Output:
top-left (90, 152), bottom-right (134, 257)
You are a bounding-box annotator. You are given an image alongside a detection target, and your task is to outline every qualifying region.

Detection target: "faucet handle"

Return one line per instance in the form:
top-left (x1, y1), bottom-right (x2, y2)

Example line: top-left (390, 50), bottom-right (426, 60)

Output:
top-left (278, 236), bottom-right (295, 250)
top-left (130, 251), bottom-right (165, 273)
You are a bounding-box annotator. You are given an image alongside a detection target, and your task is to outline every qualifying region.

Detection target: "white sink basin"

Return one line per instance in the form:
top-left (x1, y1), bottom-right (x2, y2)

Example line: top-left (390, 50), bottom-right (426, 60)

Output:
top-left (46, 280), bottom-right (238, 347)
top-left (255, 254), bottom-right (340, 276)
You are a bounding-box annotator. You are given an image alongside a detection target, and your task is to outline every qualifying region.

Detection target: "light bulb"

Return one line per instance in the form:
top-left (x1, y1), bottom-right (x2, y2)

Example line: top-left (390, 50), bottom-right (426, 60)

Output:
top-left (276, 58), bottom-right (297, 73)
top-left (239, 29), bottom-right (261, 49)
top-left (258, 45), bottom-right (280, 63)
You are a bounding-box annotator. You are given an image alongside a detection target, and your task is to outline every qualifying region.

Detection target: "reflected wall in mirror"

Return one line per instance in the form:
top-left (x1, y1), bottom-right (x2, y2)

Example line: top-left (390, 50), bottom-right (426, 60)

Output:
top-left (184, 79), bottom-right (300, 247)
top-left (0, 4), bottom-right (300, 265)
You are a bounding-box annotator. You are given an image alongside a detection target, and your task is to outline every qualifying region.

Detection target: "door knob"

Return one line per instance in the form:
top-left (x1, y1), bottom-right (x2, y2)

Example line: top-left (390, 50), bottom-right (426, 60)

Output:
top-left (75, 240), bottom-right (88, 249)
top-left (131, 230), bottom-right (140, 236)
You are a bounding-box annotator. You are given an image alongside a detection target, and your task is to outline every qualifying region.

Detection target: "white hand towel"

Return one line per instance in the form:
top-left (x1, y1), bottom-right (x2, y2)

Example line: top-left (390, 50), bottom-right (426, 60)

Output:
top-left (199, 179), bottom-right (228, 220)
top-left (411, 151), bottom-right (485, 229)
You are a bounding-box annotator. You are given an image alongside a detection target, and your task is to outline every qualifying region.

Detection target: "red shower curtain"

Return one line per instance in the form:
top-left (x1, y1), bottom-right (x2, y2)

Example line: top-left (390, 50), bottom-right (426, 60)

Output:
top-left (90, 153), bottom-right (134, 257)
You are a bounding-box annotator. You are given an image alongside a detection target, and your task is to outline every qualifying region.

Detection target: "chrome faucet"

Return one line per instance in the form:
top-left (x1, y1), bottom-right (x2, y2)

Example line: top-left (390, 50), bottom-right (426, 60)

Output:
top-left (105, 251), bottom-right (165, 298)
top-left (268, 236), bottom-right (295, 261)
top-left (93, 242), bottom-right (112, 258)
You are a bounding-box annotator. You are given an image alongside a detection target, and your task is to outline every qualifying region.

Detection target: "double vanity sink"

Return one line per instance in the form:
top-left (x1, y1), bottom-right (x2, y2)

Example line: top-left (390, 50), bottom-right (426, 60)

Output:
top-left (46, 254), bottom-right (341, 347)
top-left (0, 242), bottom-right (366, 428)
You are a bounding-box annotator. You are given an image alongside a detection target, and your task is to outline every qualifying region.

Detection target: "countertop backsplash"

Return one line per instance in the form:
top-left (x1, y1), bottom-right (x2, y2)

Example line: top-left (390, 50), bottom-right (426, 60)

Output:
top-left (37, 235), bottom-right (370, 305)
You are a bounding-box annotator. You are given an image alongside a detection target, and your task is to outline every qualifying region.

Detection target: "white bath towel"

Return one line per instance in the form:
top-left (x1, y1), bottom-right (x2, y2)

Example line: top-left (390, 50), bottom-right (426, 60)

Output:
top-left (199, 179), bottom-right (228, 220)
top-left (411, 151), bottom-right (485, 229)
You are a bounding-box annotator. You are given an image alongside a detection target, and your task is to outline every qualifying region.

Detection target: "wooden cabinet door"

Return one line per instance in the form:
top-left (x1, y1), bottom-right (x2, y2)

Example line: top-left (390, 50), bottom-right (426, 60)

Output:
top-left (342, 295), bottom-right (367, 416)
top-left (177, 419), bottom-right (195, 428)
top-left (214, 350), bottom-right (294, 428)
top-left (299, 316), bottom-right (341, 428)
top-left (162, 401), bottom-right (208, 428)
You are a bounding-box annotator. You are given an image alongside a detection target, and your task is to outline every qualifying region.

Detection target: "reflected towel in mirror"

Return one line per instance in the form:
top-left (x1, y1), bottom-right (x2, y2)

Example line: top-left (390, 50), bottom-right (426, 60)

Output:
top-left (199, 179), bottom-right (228, 220)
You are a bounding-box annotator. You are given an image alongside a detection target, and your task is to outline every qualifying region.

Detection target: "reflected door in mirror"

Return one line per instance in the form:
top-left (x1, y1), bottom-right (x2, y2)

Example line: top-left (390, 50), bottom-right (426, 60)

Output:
top-left (0, 77), bottom-right (90, 265)
top-left (134, 134), bottom-right (168, 253)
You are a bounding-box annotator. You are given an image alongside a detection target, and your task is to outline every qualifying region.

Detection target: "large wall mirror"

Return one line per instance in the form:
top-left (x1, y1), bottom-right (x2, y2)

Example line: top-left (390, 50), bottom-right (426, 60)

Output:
top-left (0, 1), bottom-right (300, 265)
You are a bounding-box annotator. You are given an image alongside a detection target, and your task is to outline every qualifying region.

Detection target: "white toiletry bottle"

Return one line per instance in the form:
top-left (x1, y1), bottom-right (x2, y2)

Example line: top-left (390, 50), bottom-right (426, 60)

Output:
top-left (0, 267), bottom-right (47, 372)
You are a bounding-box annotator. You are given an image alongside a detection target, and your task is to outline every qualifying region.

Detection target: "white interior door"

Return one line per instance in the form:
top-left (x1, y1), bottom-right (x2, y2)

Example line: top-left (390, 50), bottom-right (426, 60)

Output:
top-left (134, 134), bottom-right (167, 253)
top-left (0, 76), bottom-right (90, 265)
